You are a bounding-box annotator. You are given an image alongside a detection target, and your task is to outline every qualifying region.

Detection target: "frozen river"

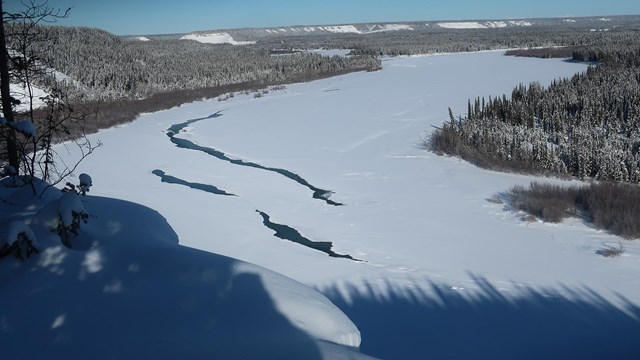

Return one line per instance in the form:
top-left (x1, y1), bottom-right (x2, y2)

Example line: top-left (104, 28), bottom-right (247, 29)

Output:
top-left (61, 51), bottom-right (640, 358)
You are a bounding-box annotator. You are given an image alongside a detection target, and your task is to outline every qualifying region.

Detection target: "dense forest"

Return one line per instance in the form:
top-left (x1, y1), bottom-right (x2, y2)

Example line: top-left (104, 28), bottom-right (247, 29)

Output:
top-left (429, 38), bottom-right (640, 183)
top-left (17, 26), bottom-right (381, 101)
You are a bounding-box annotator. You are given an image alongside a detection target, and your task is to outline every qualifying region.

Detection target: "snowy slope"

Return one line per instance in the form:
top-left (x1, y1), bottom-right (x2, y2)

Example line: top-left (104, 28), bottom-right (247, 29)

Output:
top-left (262, 24), bottom-right (414, 35)
top-left (9, 82), bottom-right (49, 111)
top-left (54, 51), bottom-right (640, 358)
top-left (364, 24), bottom-right (414, 33)
top-left (438, 20), bottom-right (532, 29)
top-left (0, 187), bottom-right (367, 359)
top-left (180, 32), bottom-right (256, 45)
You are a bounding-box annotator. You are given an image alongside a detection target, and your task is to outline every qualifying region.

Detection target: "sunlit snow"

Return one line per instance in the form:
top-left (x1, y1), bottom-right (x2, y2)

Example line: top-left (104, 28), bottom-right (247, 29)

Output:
top-left (180, 32), bottom-right (256, 45)
top-left (438, 21), bottom-right (532, 29)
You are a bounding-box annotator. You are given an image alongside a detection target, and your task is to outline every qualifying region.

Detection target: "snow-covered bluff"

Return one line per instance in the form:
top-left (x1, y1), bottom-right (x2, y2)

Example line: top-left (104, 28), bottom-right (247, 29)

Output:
top-left (180, 32), bottom-right (257, 45)
top-left (0, 185), bottom-right (368, 359)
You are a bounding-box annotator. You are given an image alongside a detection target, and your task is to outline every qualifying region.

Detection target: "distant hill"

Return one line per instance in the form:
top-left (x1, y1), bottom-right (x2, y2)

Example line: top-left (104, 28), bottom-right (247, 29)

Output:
top-left (123, 15), bottom-right (640, 45)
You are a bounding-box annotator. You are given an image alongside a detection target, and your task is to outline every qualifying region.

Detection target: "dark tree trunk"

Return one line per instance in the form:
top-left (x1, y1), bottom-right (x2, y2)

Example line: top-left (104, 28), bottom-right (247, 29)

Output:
top-left (0, 1), bottom-right (20, 170)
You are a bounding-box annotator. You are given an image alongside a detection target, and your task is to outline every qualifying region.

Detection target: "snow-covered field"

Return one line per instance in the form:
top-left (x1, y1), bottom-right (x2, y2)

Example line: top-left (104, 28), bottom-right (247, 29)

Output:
top-left (52, 51), bottom-right (639, 358)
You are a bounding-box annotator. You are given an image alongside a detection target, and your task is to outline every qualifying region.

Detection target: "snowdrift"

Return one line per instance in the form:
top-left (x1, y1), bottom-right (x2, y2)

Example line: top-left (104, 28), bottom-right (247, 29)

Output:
top-left (0, 188), bottom-right (366, 359)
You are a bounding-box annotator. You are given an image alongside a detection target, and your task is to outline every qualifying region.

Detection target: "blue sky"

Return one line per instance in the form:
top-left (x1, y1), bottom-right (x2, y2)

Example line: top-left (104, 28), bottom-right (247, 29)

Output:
top-left (4, 0), bottom-right (640, 35)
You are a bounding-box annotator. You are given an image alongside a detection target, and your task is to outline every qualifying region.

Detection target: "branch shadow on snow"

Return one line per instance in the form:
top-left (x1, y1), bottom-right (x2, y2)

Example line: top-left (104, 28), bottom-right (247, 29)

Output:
top-left (322, 275), bottom-right (640, 360)
top-left (0, 196), bottom-right (323, 360)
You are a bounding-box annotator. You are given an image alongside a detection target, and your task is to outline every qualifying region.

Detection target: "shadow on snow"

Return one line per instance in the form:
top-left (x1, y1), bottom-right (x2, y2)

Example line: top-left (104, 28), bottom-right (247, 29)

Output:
top-left (322, 275), bottom-right (640, 360)
top-left (0, 196), bottom-right (323, 360)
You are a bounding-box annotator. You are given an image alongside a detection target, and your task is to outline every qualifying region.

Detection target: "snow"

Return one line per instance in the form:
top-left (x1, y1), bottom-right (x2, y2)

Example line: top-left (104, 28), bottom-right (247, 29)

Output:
top-left (364, 24), bottom-right (414, 33)
top-left (309, 49), bottom-right (351, 57)
top-left (78, 173), bottom-right (93, 194)
top-left (320, 25), bottom-right (361, 34)
top-left (486, 21), bottom-right (507, 28)
top-left (180, 32), bottom-right (256, 45)
top-left (13, 119), bottom-right (36, 138)
top-left (563, 19), bottom-right (577, 23)
top-left (438, 21), bottom-right (532, 29)
top-left (43, 51), bottom-right (640, 357)
top-left (5, 220), bottom-right (36, 246)
top-left (57, 191), bottom-right (85, 227)
top-left (381, 24), bottom-right (413, 31)
top-left (9, 82), bottom-right (49, 111)
top-left (438, 22), bottom-right (487, 29)
top-left (263, 24), bottom-right (411, 35)
top-left (0, 189), bottom-right (364, 358)
top-left (135, 36), bottom-right (151, 41)
top-left (509, 20), bottom-right (533, 26)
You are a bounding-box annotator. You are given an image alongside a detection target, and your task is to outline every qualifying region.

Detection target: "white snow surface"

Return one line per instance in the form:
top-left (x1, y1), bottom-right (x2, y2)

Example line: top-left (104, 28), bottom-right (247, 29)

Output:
top-left (9, 82), bottom-right (49, 111)
top-left (79, 173), bottom-right (93, 193)
top-left (57, 192), bottom-right (85, 227)
top-left (180, 32), bottom-right (256, 45)
top-left (4, 220), bottom-right (36, 246)
top-left (320, 25), bottom-right (361, 34)
top-left (438, 20), bottom-right (532, 29)
top-left (52, 51), bottom-right (640, 358)
top-left (135, 36), bottom-right (151, 41)
top-left (263, 24), bottom-right (413, 35)
top-left (438, 22), bottom-right (488, 29)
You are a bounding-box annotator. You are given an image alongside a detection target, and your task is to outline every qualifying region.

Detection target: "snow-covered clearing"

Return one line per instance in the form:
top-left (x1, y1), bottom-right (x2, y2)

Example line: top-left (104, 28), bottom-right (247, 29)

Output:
top-left (363, 24), bottom-right (414, 33)
top-left (52, 51), bottom-right (639, 358)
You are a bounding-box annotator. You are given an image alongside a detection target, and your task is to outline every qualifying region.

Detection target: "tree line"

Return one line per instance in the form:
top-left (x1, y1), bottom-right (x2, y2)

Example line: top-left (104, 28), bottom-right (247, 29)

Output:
top-left (429, 40), bottom-right (640, 183)
top-left (15, 25), bottom-right (381, 101)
